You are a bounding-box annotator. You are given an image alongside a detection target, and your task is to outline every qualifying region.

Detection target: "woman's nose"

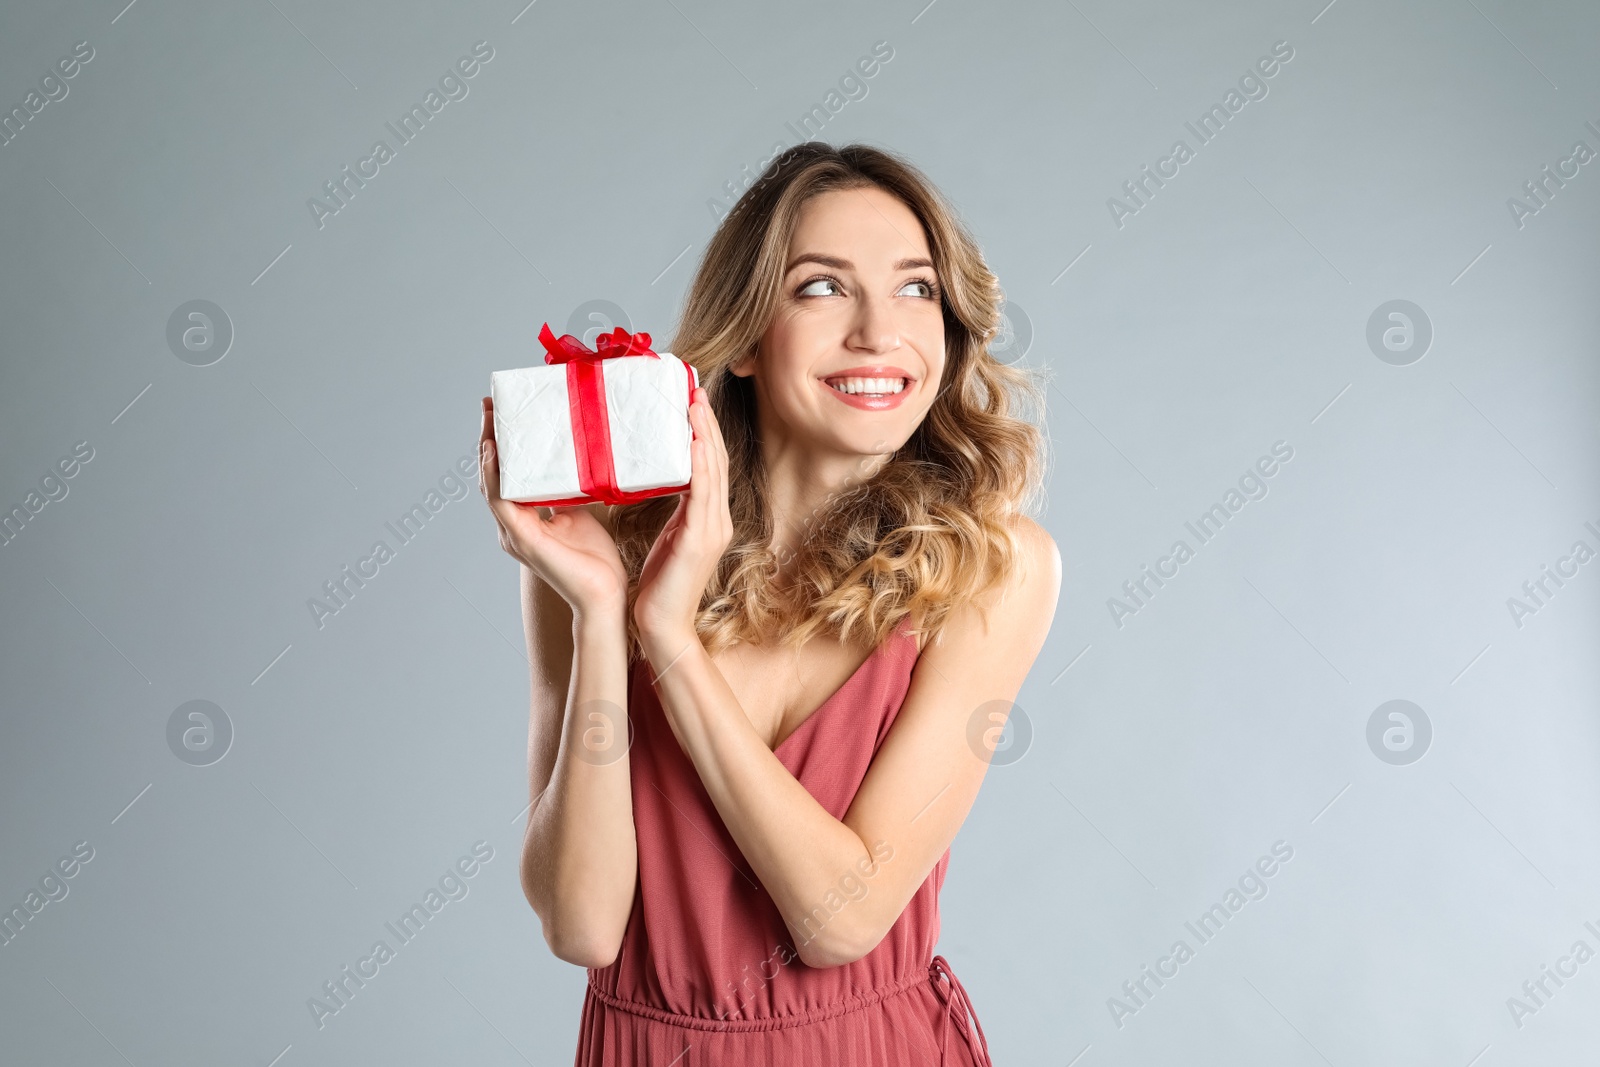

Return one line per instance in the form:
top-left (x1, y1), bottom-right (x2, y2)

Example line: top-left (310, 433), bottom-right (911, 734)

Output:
top-left (847, 295), bottom-right (901, 353)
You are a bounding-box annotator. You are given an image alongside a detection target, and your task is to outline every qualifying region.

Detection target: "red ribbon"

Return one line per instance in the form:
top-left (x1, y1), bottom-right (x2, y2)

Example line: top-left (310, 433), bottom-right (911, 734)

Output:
top-left (539, 322), bottom-right (660, 364)
top-left (516, 323), bottom-right (696, 508)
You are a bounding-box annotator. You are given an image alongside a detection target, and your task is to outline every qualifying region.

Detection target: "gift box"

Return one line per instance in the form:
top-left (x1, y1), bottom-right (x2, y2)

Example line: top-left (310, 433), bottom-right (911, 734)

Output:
top-left (491, 323), bottom-right (699, 507)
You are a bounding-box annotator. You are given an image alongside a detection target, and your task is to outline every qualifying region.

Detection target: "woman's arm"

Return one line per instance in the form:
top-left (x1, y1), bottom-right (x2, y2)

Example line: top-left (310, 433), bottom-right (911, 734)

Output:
top-left (478, 398), bottom-right (638, 966)
top-left (518, 549), bottom-right (637, 968)
top-left (639, 517), bottom-right (1061, 967)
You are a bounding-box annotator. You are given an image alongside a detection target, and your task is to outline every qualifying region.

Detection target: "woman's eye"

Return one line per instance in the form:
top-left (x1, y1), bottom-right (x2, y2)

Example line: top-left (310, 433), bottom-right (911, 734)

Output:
top-left (798, 277), bottom-right (938, 298)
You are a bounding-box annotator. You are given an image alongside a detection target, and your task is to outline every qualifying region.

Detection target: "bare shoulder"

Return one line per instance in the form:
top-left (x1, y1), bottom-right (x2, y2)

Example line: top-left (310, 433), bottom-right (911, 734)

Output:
top-left (972, 514), bottom-right (1060, 631)
top-left (917, 515), bottom-right (1060, 663)
top-left (1008, 514), bottom-right (1062, 598)
top-left (845, 516), bottom-right (1059, 846)
top-left (848, 517), bottom-right (1059, 839)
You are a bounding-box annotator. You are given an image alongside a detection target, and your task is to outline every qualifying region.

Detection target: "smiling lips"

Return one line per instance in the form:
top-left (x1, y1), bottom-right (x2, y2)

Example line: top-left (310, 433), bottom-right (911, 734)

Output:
top-left (822, 366), bottom-right (915, 411)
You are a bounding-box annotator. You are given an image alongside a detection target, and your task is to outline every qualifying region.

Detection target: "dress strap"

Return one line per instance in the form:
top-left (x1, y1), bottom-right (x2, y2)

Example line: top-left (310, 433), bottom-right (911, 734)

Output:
top-left (929, 954), bottom-right (992, 1066)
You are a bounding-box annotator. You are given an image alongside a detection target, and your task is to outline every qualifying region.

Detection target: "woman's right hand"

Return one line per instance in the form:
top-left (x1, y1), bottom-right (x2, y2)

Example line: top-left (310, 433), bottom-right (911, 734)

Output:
top-left (478, 395), bottom-right (628, 617)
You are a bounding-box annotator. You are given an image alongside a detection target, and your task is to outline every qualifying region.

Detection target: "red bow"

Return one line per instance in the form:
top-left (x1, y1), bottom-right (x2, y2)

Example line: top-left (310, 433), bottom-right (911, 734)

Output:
top-left (539, 322), bottom-right (658, 364)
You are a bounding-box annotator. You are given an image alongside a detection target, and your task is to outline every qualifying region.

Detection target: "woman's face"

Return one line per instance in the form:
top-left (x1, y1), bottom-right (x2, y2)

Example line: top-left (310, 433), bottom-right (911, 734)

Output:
top-left (734, 185), bottom-right (947, 459)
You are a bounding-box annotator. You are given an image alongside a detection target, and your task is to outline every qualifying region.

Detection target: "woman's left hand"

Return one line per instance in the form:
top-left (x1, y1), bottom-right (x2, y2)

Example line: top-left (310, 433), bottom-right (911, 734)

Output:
top-left (633, 387), bottom-right (733, 649)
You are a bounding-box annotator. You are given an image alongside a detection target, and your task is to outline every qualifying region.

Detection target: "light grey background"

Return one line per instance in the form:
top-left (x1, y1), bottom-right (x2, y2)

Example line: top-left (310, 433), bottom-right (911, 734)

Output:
top-left (2, 0), bottom-right (1597, 1064)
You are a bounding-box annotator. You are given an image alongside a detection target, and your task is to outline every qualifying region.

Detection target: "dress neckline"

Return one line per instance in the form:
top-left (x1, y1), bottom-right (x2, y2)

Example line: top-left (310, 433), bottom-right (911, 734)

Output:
top-left (770, 614), bottom-right (913, 756)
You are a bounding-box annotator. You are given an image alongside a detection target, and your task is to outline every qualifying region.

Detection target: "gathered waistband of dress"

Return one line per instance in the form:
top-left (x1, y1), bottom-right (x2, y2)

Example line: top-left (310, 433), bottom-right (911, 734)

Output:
top-left (586, 968), bottom-right (936, 1034)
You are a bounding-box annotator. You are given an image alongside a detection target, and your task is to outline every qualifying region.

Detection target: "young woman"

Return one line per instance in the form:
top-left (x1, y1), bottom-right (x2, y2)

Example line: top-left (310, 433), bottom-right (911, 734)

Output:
top-left (478, 143), bottom-right (1059, 1065)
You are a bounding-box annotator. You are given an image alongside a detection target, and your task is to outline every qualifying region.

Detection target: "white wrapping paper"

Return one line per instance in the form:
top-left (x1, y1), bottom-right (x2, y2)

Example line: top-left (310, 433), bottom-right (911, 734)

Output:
top-left (491, 352), bottom-right (699, 504)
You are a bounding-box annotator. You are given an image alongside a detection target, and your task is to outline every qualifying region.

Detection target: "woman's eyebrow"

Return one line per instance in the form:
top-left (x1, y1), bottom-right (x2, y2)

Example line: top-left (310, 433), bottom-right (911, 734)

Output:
top-left (784, 253), bottom-right (936, 273)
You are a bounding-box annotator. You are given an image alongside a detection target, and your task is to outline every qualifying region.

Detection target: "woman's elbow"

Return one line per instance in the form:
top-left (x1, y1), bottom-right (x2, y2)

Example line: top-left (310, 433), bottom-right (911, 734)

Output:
top-left (520, 862), bottom-right (633, 967)
top-left (522, 878), bottom-right (627, 968)
top-left (543, 919), bottom-right (624, 969)
top-left (792, 917), bottom-right (888, 969)
top-left (794, 940), bottom-right (861, 969)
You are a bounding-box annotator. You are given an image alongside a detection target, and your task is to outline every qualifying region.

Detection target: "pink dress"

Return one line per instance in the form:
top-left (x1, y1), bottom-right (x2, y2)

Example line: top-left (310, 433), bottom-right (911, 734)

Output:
top-left (575, 613), bottom-right (994, 1066)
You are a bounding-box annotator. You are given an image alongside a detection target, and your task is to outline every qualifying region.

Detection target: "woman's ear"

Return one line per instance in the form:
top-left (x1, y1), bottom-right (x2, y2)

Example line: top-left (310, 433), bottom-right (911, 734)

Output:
top-left (729, 346), bottom-right (756, 378)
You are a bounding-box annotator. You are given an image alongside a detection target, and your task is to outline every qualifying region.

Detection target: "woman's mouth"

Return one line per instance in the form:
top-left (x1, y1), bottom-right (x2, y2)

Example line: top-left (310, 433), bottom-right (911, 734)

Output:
top-left (821, 375), bottom-right (913, 411)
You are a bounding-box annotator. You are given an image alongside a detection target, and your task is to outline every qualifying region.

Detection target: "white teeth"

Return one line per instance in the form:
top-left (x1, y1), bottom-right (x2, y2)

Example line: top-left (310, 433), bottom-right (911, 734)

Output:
top-left (827, 377), bottom-right (906, 395)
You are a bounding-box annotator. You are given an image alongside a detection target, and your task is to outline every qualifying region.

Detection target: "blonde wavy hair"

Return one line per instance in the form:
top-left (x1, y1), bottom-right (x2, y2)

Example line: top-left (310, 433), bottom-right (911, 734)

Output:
top-left (610, 142), bottom-right (1050, 661)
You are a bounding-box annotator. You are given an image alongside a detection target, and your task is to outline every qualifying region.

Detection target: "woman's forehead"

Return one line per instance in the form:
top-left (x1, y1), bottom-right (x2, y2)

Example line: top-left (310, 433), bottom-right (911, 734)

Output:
top-left (788, 188), bottom-right (931, 262)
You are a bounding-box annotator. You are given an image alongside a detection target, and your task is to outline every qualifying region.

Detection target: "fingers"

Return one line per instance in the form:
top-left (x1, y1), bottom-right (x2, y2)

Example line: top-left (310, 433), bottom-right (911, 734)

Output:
top-left (665, 480), bottom-right (690, 532)
top-left (477, 396), bottom-right (526, 532)
top-left (694, 388), bottom-right (730, 543)
top-left (708, 393), bottom-right (729, 539)
top-left (705, 397), bottom-right (723, 539)
top-left (480, 396), bottom-right (497, 450)
top-left (477, 397), bottom-right (500, 503)
top-left (689, 392), bottom-right (715, 538)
